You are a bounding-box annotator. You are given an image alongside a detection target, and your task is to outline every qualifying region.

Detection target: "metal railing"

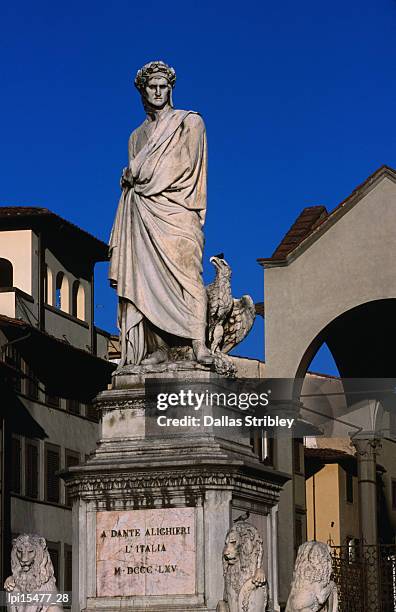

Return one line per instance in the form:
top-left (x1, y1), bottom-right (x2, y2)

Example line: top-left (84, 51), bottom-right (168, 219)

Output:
top-left (331, 543), bottom-right (396, 612)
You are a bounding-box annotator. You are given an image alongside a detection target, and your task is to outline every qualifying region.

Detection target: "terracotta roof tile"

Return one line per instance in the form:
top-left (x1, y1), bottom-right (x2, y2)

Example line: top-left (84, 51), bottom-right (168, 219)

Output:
top-left (304, 447), bottom-right (355, 460)
top-left (271, 206), bottom-right (328, 260)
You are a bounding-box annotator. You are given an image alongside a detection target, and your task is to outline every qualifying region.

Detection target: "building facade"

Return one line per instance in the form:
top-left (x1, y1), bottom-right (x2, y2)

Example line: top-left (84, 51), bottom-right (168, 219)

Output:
top-left (258, 166), bottom-right (396, 606)
top-left (0, 207), bottom-right (114, 591)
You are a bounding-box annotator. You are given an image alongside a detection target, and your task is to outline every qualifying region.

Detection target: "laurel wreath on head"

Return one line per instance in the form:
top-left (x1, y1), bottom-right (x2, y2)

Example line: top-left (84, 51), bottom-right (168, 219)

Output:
top-left (135, 61), bottom-right (176, 92)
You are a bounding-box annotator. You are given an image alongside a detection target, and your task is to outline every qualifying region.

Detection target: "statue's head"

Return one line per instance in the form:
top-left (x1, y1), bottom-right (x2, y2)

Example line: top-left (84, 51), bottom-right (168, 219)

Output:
top-left (11, 534), bottom-right (56, 591)
top-left (222, 521), bottom-right (263, 575)
top-left (135, 60), bottom-right (176, 111)
top-left (292, 541), bottom-right (333, 586)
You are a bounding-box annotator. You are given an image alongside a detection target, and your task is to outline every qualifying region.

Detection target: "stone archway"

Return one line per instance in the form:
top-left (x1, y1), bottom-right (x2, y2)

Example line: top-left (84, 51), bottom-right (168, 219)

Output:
top-left (295, 299), bottom-right (396, 557)
top-left (259, 166), bottom-right (396, 601)
top-left (296, 298), bottom-right (396, 380)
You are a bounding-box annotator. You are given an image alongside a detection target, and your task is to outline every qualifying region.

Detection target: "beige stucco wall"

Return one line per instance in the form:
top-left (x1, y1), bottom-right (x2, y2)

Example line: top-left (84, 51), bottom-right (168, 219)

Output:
top-left (96, 330), bottom-right (110, 361)
top-left (306, 463), bottom-right (359, 545)
top-left (44, 307), bottom-right (90, 351)
top-left (0, 230), bottom-right (33, 294)
top-left (11, 498), bottom-right (72, 548)
top-left (0, 292), bottom-right (16, 318)
top-left (264, 175), bottom-right (396, 379)
top-left (338, 467), bottom-right (359, 542)
top-left (306, 464), bottom-right (341, 544)
top-left (25, 398), bottom-right (98, 453)
top-left (230, 355), bottom-right (266, 377)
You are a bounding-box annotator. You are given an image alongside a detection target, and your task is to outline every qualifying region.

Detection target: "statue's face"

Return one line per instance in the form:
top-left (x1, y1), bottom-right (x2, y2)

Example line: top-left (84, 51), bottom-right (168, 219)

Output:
top-left (16, 544), bottom-right (36, 572)
top-left (223, 529), bottom-right (240, 565)
top-left (144, 75), bottom-right (171, 109)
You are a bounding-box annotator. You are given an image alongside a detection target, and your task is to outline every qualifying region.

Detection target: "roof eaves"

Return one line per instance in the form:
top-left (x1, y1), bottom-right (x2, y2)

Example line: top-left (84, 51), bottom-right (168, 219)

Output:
top-left (0, 206), bottom-right (109, 261)
top-left (258, 165), bottom-right (396, 268)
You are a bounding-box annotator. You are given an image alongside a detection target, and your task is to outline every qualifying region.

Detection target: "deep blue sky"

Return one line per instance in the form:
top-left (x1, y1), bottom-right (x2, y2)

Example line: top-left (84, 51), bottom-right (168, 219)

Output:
top-left (2, 0), bottom-right (396, 373)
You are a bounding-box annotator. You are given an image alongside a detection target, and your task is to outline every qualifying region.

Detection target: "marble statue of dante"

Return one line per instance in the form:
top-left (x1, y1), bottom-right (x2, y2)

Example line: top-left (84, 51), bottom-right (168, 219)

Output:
top-left (109, 61), bottom-right (213, 366)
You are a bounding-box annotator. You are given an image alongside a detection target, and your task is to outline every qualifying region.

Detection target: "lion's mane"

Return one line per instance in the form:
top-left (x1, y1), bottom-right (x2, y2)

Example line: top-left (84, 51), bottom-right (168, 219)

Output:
top-left (223, 522), bottom-right (263, 595)
top-left (291, 541), bottom-right (332, 588)
top-left (11, 534), bottom-right (57, 593)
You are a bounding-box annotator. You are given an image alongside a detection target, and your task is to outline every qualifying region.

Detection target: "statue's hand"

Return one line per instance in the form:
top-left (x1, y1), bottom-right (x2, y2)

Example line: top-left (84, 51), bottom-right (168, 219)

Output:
top-left (120, 167), bottom-right (133, 189)
top-left (252, 566), bottom-right (267, 588)
top-left (4, 576), bottom-right (15, 592)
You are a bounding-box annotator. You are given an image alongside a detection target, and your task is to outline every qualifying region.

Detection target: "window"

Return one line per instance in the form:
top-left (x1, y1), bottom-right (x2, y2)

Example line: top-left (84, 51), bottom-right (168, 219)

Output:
top-left (11, 437), bottom-right (21, 494)
top-left (346, 471), bottom-right (354, 503)
top-left (4, 345), bottom-right (22, 392)
top-left (250, 430), bottom-right (274, 465)
top-left (25, 362), bottom-right (39, 400)
top-left (25, 440), bottom-right (39, 499)
top-left (55, 272), bottom-right (63, 309)
top-left (66, 399), bottom-right (80, 415)
top-left (45, 444), bottom-right (60, 503)
top-left (45, 386), bottom-right (60, 408)
top-left (65, 450), bottom-right (80, 507)
top-left (55, 272), bottom-right (69, 312)
top-left (0, 258), bottom-right (13, 287)
top-left (295, 511), bottom-right (305, 550)
top-left (64, 545), bottom-right (73, 592)
top-left (85, 403), bottom-right (98, 422)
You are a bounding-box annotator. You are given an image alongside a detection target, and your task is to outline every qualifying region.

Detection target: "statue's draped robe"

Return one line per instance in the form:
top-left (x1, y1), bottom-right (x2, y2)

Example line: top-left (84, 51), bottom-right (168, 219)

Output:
top-left (109, 109), bottom-right (208, 365)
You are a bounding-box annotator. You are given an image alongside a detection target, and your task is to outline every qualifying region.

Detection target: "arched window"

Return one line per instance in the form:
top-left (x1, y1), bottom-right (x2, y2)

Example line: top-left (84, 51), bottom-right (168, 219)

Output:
top-left (55, 272), bottom-right (69, 313)
top-left (55, 272), bottom-right (63, 309)
top-left (0, 258), bottom-right (13, 288)
top-left (71, 280), bottom-right (85, 320)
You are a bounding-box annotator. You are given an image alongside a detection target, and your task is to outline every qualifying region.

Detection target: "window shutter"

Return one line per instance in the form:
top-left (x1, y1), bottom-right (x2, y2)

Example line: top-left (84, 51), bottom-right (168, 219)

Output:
top-left (64, 546), bottom-right (73, 592)
top-left (25, 442), bottom-right (39, 498)
top-left (5, 347), bottom-right (22, 392)
top-left (45, 387), bottom-right (60, 408)
top-left (67, 400), bottom-right (80, 415)
top-left (26, 364), bottom-right (39, 400)
top-left (46, 446), bottom-right (60, 503)
top-left (295, 514), bottom-right (303, 549)
top-left (85, 403), bottom-right (98, 422)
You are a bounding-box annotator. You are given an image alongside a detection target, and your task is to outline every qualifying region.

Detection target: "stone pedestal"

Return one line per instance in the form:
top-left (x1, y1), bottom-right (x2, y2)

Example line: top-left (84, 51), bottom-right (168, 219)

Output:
top-left (65, 364), bottom-right (289, 612)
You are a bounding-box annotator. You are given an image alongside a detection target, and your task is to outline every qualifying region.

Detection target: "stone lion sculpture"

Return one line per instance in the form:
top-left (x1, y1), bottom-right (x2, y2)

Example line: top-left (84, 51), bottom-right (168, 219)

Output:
top-left (285, 541), bottom-right (338, 612)
top-left (4, 534), bottom-right (63, 611)
top-left (216, 519), bottom-right (268, 612)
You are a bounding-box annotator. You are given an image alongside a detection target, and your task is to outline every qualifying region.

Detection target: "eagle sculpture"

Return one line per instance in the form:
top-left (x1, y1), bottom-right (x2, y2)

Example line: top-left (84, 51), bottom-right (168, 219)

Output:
top-left (206, 254), bottom-right (256, 354)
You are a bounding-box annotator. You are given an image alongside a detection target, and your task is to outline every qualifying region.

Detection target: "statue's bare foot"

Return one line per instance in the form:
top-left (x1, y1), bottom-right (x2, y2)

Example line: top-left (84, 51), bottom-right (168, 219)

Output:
top-left (192, 340), bottom-right (214, 365)
top-left (141, 348), bottom-right (168, 365)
